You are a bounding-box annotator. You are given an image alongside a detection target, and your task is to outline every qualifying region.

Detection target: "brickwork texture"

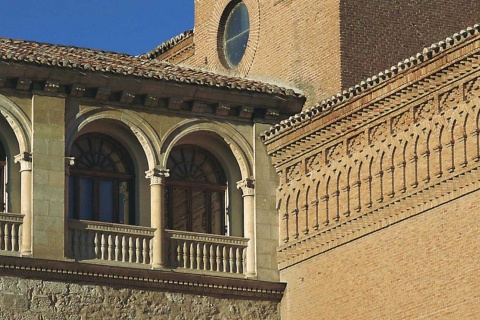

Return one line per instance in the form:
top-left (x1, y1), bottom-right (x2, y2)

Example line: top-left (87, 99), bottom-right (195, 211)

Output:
top-left (280, 189), bottom-right (480, 319)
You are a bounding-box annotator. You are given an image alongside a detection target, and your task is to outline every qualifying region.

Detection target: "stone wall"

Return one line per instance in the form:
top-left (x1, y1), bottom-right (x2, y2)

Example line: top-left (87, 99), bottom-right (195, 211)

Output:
top-left (0, 276), bottom-right (280, 320)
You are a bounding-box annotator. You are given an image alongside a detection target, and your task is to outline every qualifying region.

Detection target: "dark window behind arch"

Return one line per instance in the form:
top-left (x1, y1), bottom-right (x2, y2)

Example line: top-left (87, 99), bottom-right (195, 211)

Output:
top-left (0, 141), bottom-right (5, 212)
top-left (68, 133), bottom-right (134, 224)
top-left (165, 145), bottom-right (227, 235)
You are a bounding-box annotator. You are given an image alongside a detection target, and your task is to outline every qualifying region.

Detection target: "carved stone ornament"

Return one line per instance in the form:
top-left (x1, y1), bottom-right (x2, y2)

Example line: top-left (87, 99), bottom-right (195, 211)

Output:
top-left (145, 168), bottom-right (170, 185)
top-left (237, 178), bottom-right (255, 196)
top-left (14, 152), bottom-right (32, 171)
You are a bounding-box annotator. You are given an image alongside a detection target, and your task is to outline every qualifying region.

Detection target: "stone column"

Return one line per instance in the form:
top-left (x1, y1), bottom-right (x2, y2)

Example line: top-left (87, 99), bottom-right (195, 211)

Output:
top-left (14, 152), bottom-right (32, 256)
top-left (146, 168), bottom-right (169, 269)
top-left (237, 178), bottom-right (255, 278)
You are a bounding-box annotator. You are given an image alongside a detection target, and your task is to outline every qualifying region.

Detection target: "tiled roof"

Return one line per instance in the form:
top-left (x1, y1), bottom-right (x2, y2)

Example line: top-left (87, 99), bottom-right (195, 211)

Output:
top-left (0, 37), bottom-right (302, 99)
top-left (261, 24), bottom-right (480, 140)
top-left (139, 30), bottom-right (194, 59)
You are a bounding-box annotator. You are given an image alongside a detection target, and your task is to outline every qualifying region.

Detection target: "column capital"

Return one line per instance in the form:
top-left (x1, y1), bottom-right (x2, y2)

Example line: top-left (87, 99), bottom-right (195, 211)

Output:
top-left (14, 152), bottom-right (32, 171)
top-left (237, 178), bottom-right (255, 196)
top-left (145, 168), bottom-right (170, 185)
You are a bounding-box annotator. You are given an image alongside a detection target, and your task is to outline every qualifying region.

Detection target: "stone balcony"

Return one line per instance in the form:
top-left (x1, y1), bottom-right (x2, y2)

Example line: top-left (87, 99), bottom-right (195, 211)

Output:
top-left (0, 212), bottom-right (23, 256)
top-left (67, 219), bottom-right (249, 276)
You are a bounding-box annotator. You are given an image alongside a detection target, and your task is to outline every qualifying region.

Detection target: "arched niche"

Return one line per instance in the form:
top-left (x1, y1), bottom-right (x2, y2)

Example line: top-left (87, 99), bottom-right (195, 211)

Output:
top-left (66, 118), bottom-right (151, 227)
top-left (65, 108), bottom-right (160, 171)
top-left (160, 120), bottom-right (253, 237)
top-left (0, 95), bottom-right (31, 214)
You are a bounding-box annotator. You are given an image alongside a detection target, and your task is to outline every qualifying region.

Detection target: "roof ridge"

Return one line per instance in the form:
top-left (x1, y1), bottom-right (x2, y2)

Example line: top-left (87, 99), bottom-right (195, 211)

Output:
top-left (0, 36), bottom-right (303, 99)
top-left (139, 30), bottom-right (194, 59)
top-left (0, 37), bottom-right (135, 57)
top-left (261, 23), bottom-right (480, 140)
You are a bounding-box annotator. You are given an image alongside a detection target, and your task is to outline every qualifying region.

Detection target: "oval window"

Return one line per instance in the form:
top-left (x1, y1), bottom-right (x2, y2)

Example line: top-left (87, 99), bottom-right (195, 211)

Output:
top-left (223, 2), bottom-right (250, 67)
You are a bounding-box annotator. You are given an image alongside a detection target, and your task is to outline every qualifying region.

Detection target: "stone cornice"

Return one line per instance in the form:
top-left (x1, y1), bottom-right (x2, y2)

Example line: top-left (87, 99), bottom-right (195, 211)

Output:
top-left (265, 31), bottom-right (480, 168)
top-left (0, 256), bottom-right (286, 301)
top-left (0, 62), bottom-right (304, 123)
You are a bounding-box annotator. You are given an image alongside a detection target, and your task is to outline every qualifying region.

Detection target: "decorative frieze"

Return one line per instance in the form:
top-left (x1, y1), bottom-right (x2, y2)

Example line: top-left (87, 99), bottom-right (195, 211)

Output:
top-left (272, 67), bottom-right (480, 268)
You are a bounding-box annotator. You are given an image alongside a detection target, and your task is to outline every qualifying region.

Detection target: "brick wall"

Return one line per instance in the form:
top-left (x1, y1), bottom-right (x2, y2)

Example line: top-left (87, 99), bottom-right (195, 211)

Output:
top-left (279, 189), bottom-right (480, 319)
top-left (190, 0), bottom-right (342, 106)
top-left (340, 0), bottom-right (480, 90)
top-left (190, 0), bottom-right (480, 106)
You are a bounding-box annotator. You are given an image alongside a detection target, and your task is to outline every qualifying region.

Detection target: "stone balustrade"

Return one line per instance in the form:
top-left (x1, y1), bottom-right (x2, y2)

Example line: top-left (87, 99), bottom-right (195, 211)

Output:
top-left (0, 213), bottom-right (23, 254)
top-left (166, 230), bottom-right (248, 275)
top-left (68, 220), bottom-right (155, 265)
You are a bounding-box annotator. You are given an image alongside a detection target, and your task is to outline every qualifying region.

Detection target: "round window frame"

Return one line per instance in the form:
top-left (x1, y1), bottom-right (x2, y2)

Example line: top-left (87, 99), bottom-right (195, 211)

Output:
top-left (218, 0), bottom-right (251, 69)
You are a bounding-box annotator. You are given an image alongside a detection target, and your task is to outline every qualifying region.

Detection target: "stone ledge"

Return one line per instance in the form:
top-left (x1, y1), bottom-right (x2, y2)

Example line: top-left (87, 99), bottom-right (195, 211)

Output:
top-left (0, 256), bottom-right (285, 301)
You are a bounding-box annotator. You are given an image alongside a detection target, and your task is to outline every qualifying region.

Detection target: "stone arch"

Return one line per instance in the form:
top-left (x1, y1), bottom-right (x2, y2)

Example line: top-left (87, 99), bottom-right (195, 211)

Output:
top-left (65, 108), bottom-right (160, 170)
top-left (160, 119), bottom-right (253, 179)
top-left (0, 94), bottom-right (31, 153)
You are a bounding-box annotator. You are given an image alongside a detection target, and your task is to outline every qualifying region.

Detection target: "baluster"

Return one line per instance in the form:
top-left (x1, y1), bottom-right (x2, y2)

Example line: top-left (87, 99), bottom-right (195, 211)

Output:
top-left (243, 247), bottom-right (247, 275)
top-left (229, 247), bottom-right (234, 273)
top-left (12, 223), bottom-right (18, 252)
top-left (4, 222), bottom-right (10, 251)
top-left (114, 235), bottom-right (120, 261)
top-left (189, 242), bottom-right (195, 269)
top-left (136, 237), bottom-right (141, 263)
top-left (168, 239), bottom-right (176, 267)
top-left (236, 247), bottom-right (241, 274)
top-left (196, 243), bottom-right (202, 270)
top-left (0, 222), bottom-right (4, 250)
top-left (122, 236), bottom-right (127, 262)
top-left (216, 246), bottom-right (221, 272)
top-left (183, 242), bottom-right (188, 268)
top-left (203, 244), bottom-right (209, 271)
top-left (209, 244), bottom-right (215, 271)
top-left (107, 234), bottom-right (113, 261)
top-left (223, 246), bottom-right (228, 272)
top-left (142, 237), bottom-right (148, 264)
top-left (177, 240), bottom-right (183, 268)
top-left (94, 232), bottom-right (100, 258)
top-left (101, 233), bottom-right (106, 260)
top-left (149, 238), bottom-right (153, 266)
top-left (128, 236), bottom-right (134, 263)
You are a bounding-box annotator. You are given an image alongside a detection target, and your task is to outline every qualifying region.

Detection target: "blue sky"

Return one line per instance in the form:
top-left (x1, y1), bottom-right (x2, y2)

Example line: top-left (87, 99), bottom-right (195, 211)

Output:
top-left (0, 1), bottom-right (194, 55)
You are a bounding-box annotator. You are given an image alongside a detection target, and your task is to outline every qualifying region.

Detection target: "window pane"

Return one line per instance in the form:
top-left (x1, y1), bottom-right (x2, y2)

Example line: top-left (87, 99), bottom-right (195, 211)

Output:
top-left (225, 3), bottom-right (249, 40)
top-left (118, 181), bottom-right (129, 224)
top-left (68, 176), bottom-right (76, 219)
top-left (211, 191), bottom-right (223, 235)
top-left (191, 190), bottom-right (207, 233)
top-left (172, 188), bottom-right (188, 231)
top-left (79, 177), bottom-right (94, 220)
top-left (99, 179), bottom-right (114, 222)
top-left (226, 31), bottom-right (249, 67)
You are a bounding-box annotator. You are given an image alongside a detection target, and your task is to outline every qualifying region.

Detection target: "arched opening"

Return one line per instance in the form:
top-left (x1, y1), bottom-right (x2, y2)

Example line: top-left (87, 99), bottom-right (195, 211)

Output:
top-left (68, 133), bottom-right (135, 224)
top-left (165, 145), bottom-right (227, 235)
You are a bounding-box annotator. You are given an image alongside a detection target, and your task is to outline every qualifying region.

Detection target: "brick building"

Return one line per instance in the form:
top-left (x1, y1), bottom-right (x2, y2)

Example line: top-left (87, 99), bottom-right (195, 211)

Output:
top-left (0, 1), bottom-right (478, 319)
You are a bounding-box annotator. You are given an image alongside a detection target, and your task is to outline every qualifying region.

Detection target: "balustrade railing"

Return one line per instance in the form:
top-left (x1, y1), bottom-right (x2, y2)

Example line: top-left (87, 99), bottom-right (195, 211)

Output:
top-left (68, 220), bottom-right (155, 265)
top-left (166, 229), bottom-right (248, 275)
top-left (0, 213), bottom-right (23, 254)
